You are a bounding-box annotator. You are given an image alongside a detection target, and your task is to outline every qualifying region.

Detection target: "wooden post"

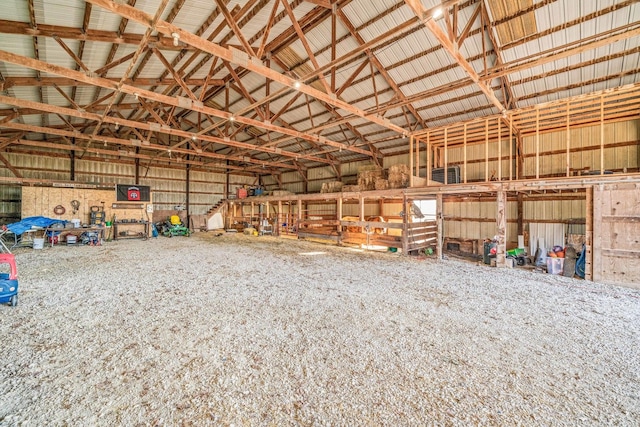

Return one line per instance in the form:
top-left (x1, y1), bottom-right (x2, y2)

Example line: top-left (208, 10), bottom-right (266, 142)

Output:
top-left (426, 133), bottom-right (432, 183)
top-left (251, 202), bottom-right (254, 224)
top-left (70, 138), bottom-right (76, 181)
top-left (600, 94), bottom-right (604, 175)
top-left (402, 193), bottom-right (408, 255)
top-left (516, 135), bottom-right (524, 180)
top-left (498, 118), bottom-right (502, 180)
top-left (517, 192), bottom-right (524, 237)
top-left (224, 162), bottom-right (229, 199)
top-left (415, 136), bottom-right (420, 179)
top-left (535, 107), bottom-right (540, 179)
top-left (509, 116), bottom-right (513, 181)
top-left (185, 161), bottom-right (190, 227)
top-left (444, 128), bottom-right (448, 185)
top-left (485, 118), bottom-right (489, 182)
top-left (587, 185), bottom-right (602, 282)
top-left (496, 190), bottom-right (507, 267)
top-left (297, 199), bottom-right (302, 233)
top-left (277, 200), bottom-right (282, 236)
top-left (409, 135), bottom-right (414, 187)
top-left (463, 123), bottom-right (467, 183)
top-left (337, 196), bottom-right (343, 244)
top-left (566, 102), bottom-right (571, 177)
top-left (436, 193), bottom-right (443, 260)
top-left (586, 185), bottom-right (595, 281)
top-left (265, 201), bottom-right (270, 227)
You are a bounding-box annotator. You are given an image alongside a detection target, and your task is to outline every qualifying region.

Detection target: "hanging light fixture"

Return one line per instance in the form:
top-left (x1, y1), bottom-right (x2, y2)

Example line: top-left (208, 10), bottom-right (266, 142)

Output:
top-left (171, 32), bottom-right (180, 47)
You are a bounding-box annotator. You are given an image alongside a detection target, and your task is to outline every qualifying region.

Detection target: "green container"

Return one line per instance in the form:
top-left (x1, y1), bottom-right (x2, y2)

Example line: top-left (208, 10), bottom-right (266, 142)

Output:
top-left (507, 247), bottom-right (525, 257)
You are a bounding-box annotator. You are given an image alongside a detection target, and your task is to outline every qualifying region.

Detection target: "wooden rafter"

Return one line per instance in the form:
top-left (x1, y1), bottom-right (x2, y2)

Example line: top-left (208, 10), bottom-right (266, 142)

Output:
top-left (0, 153), bottom-right (22, 178)
top-left (0, 76), bottom-right (222, 90)
top-left (214, 0), bottom-right (255, 56)
top-left (404, 0), bottom-right (506, 115)
top-left (338, 10), bottom-right (428, 130)
top-left (279, 0), bottom-right (332, 94)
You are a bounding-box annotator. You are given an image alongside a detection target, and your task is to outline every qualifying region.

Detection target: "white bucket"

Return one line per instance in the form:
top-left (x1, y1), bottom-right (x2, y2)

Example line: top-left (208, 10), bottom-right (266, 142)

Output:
top-left (71, 219), bottom-right (81, 228)
top-left (33, 238), bottom-right (45, 250)
top-left (66, 235), bottom-right (77, 245)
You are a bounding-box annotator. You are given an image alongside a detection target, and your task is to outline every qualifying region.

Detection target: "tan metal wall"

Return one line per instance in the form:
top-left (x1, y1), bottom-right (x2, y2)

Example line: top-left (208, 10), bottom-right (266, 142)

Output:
top-left (522, 120), bottom-right (639, 177)
top-left (0, 184), bottom-right (21, 225)
top-left (0, 152), bottom-right (258, 218)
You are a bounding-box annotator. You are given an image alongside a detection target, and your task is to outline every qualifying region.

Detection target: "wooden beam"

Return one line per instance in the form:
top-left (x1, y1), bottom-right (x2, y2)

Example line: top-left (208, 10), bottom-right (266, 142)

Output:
top-left (496, 190), bottom-right (506, 267)
top-left (279, 0), bottom-right (332, 94)
top-left (483, 25), bottom-right (640, 82)
top-left (256, 2), bottom-right (279, 59)
top-left (404, 1), bottom-right (506, 114)
top-left (0, 120), bottom-right (298, 171)
top-left (152, 48), bottom-right (197, 100)
top-left (0, 50), bottom-right (370, 159)
top-left (214, 0), bottom-right (255, 56)
top-left (305, 0), bottom-right (331, 8)
top-left (0, 153), bottom-right (22, 178)
top-left (0, 76), bottom-right (223, 90)
top-left (0, 19), bottom-right (193, 51)
top-left (436, 193), bottom-right (443, 260)
top-left (591, 185), bottom-right (600, 281)
top-left (84, 0), bottom-right (407, 137)
top-left (53, 36), bottom-right (89, 72)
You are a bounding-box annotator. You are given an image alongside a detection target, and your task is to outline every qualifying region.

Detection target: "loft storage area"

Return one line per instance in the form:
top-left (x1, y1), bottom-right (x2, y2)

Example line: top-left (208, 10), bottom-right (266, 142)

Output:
top-left (0, 0), bottom-right (639, 424)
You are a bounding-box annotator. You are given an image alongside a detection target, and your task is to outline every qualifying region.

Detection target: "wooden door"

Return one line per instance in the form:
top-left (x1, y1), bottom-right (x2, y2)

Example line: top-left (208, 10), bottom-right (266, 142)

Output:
top-left (592, 183), bottom-right (640, 288)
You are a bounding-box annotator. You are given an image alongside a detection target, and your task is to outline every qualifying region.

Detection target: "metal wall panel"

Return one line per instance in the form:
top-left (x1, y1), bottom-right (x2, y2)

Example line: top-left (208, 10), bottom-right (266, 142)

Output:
top-left (0, 184), bottom-right (21, 225)
top-left (442, 200), bottom-right (522, 241)
top-left (306, 203), bottom-right (336, 217)
top-left (523, 120), bottom-right (639, 176)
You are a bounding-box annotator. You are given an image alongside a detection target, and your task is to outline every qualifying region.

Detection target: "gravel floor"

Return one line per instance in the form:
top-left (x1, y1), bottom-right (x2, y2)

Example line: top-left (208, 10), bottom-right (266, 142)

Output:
top-left (0, 233), bottom-right (639, 426)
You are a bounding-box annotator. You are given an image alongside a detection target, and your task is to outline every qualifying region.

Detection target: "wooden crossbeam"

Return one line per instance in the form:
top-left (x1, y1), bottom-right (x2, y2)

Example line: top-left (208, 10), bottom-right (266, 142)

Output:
top-left (84, 0), bottom-right (407, 138)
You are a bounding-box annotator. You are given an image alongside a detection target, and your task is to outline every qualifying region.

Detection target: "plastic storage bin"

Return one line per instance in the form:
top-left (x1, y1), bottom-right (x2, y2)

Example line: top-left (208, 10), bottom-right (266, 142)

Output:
top-left (546, 258), bottom-right (564, 275)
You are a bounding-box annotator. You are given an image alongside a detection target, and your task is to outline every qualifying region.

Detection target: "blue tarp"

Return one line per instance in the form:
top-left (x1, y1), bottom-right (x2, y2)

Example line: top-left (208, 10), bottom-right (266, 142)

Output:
top-left (6, 216), bottom-right (66, 236)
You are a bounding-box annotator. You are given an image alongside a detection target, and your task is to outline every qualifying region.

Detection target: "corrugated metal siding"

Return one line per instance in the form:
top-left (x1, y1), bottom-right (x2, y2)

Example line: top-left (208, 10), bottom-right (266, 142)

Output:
top-left (76, 159), bottom-right (135, 184)
top-left (523, 119), bottom-right (639, 176)
top-left (306, 203), bottom-right (335, 217)
top-left (0, 184), bottom-right (21, 225)
top-left (528, 223), bottom-right (565, 255)
top-left (188, 170), bottom-right (226, 214)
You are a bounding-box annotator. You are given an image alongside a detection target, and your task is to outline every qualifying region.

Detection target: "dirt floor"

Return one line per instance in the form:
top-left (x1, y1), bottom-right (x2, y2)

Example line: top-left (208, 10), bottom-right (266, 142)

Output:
top-left (0, 233), bottom-right (638, 425)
